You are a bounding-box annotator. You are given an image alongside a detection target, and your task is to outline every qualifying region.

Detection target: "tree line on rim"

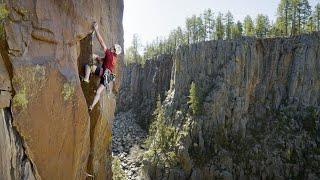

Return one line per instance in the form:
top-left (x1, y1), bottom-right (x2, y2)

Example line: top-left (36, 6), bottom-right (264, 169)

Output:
top-left (126, 0), bottom-right (320, 64)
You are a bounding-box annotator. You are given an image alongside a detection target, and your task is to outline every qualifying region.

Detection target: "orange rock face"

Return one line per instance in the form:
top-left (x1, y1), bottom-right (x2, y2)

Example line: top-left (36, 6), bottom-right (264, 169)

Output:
top-left (1, 0), bottom-right (123, 179)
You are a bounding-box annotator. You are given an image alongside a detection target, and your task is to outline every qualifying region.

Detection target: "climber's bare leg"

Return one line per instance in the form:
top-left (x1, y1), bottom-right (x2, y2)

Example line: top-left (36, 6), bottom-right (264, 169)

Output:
top-left (84, 54), bottom-right (100, 82)
top-left (84, 64), bottom-right (96, 83)
top-left (108, 81), bottom-right (113, 95)
top-left (89, 84), bottom-right (106, 111)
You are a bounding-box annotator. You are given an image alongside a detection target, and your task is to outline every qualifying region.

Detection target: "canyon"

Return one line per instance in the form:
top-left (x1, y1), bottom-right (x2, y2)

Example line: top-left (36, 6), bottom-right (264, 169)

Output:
top-left (118, 33), bottom-right (320, 179)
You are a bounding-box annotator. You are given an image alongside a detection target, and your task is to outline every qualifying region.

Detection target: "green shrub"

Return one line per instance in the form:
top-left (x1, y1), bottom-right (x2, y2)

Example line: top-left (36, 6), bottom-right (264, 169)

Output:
top-left (188, 82), bottom-right (201, 115)
top-left (144, 95), bottom-right (179, 167)
top-left (12, 86), bottom-right (28, 109)
top-left (149, 99), bottom-right (177, 151)
top-left (302, 106), bottom-right (318, 135)
top-left (12, 74), bottom-right (29, 109)
top-left (145, 95), bottom-right (162, 147)
top-left (112, 156), bottom-right (127, 180)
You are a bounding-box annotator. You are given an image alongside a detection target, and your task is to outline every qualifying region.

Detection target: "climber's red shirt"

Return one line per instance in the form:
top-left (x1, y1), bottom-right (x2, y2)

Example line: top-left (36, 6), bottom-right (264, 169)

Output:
top-left (103, 49), bottom-right (117, 73)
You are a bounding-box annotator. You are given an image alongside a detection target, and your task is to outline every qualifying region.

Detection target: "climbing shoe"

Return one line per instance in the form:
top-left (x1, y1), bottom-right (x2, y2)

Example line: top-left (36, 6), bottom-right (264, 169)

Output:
top-left (88, 106), bottom-right (93, 112)
top-left (80, 75), bottom-right (89, 83)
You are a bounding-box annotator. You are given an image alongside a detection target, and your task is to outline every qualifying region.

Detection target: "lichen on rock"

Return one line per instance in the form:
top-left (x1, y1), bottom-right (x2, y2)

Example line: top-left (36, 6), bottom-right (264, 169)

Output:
top-left (12, 85), bottom-right (27, 108)
top-left (0, 3), bottom-right (8, 38)
top-left (62, 82), bottom-right (74, 101)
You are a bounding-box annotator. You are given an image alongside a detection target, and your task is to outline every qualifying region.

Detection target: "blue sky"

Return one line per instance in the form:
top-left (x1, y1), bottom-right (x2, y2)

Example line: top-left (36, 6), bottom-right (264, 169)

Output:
top-left (123, 0), bottom-right (319, 49)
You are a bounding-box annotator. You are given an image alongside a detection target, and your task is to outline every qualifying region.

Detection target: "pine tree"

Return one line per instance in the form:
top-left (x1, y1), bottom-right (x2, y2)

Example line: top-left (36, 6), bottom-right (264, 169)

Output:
top-left (153, 95), bottom-right (162, 121)
top-left (147, 95), bottom-right (165, 148)
top-left (277, 0), bottom-right (292, 36)
top-left (125, 34), bottom-right (143, 64)
top-left (188, 82), bottom-right (201, 115)
top-left (175, 26), bottom-right (186, 46)
top-left (140, 1), bottom-right (318, 59)
top-left (274, 16), bottom-right (286, 36)
top-left (301, 0), bottom-right (311, 32)
top-left (185, 15), bottom-right (205, 43)
top-left (306, 16), bottom-right (315, 32)
top-left (225, 11), bottom-right (234, 40)
top-left (255, 14), bottom-right (270, 38)
top-left (243, 15), bottom-right (255, 36)
top-left (143, 43), bottom-right (152, 60)
top-left (284, 0), bottom-right (291, 35)
top-left (112, 157), bottom-right (127, 180)
top-left (269, 23), bottom-right (278, 37)
top-left (125, 47), bottom-right (134, 64)
top-left (203, 9), bottom-right (215, 40)
top-left (158, 38), bottom-right (165, 54)
top-left (315, 3), bottom-right (320, 31)
top-left (291, 0), bottom-right (300, 35)
top-left (297, 0), bottom-right (311, 33)
top-left (187, 15), bottom-right (198, 43)
top-left (197, 15), bottom-right (206, 42)
top-left (132, 34), bottom-right (142, 62)
top-left (166, 27), bottom-right (185, 54)
top-left (297, 0), bottom-right (303, 33)
top-left (231, 21), bottom-right (243, 39)
top-left (237, 21), bottom-right (243, 35)
top-left (190, 15), bottom-right (197, 42)
top-left (185, 17), bottom-right (192, 44)
top-left (215, 13), bottom-right (225, 40)
top-left (165, 35), bottom-right (174, 54)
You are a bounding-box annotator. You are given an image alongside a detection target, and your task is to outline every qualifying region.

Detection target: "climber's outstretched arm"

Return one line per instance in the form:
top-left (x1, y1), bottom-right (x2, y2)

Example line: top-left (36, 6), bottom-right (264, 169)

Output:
top-left (93, 22), bottom-right (107, 52)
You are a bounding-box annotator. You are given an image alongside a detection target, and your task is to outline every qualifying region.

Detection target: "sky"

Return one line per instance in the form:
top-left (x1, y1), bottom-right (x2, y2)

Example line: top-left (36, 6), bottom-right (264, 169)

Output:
top-left (123, 0), bottom-right (319, 49)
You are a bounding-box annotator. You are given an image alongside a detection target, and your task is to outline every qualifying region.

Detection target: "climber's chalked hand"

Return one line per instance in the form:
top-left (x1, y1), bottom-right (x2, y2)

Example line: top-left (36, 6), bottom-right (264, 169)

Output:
top-left (92, 22), bottom-right (98, 31)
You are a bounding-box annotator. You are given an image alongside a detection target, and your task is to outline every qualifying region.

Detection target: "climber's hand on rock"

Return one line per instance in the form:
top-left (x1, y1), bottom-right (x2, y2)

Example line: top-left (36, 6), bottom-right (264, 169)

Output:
top-left (92, 22), bottom-right (98, 31)
top-left (93, 54), bottom-right (99, 60)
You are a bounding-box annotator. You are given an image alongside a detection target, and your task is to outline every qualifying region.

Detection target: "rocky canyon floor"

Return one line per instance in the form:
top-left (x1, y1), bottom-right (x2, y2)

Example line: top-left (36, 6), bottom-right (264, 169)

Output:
top-left (112, 111), bottom-right (147, 179)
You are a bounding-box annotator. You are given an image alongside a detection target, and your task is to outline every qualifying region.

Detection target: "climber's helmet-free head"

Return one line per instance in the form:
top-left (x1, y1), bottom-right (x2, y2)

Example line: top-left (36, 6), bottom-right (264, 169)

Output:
top-left (111, 44), bottom-right (122, 55)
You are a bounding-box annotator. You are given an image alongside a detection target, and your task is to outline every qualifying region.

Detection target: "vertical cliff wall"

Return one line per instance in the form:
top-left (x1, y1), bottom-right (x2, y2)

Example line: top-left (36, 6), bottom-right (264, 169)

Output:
top-left (118, 54), bottom-right (173, 127)
top-left (0, 0), bottom-right (123, 179)
top-left (116, 33), bottom-right (320, 179)
top-left (156, 33), bottom-right (320, 179)
top-left (171, 33), bottom-right (319, 129)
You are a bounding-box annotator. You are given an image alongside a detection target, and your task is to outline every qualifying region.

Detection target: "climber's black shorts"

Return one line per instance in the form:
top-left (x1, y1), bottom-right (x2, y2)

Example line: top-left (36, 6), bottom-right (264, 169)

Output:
top-left (94, 66), bottom-right (103, 76)
top-left (100, 75), bottom-right (106, 86)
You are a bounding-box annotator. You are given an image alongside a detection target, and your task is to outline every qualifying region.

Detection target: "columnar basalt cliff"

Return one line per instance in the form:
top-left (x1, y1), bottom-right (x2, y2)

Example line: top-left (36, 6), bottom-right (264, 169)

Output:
top-left (118, 54), bottom-right (173, 127)
top-left (0, 0), bottom-right (123, 179)
top-left (117, 33), bottom-right (320, 179)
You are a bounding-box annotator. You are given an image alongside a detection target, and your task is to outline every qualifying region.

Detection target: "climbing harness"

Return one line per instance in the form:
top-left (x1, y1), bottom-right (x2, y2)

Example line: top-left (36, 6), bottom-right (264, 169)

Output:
top-left (102, 69), bottom-right (116, 87)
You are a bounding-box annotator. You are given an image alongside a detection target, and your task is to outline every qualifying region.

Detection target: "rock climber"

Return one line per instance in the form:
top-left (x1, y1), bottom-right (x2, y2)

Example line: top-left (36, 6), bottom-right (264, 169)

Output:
top-left (83, 22), bottom-right (122, 111)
